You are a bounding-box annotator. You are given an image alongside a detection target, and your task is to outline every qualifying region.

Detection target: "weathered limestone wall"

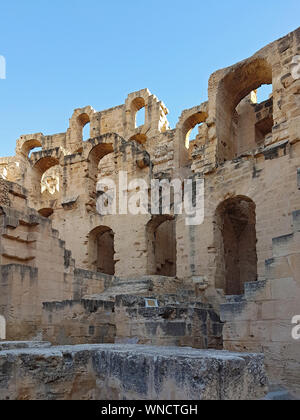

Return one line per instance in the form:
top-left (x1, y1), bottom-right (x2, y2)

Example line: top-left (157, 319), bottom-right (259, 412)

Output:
top-left (41, 276), bottom-right (194, 346)
top-left (42, 299), bottom-right (116, 345)
top-left (0, 265), bottom-right (39, 339)
top-left (0, 180), bottom-right (115, 340)
top-left (1, 29), bottom-right (299, 289)
top-left (221, 211), bottom-right (300, 398)
top-left (115, 295), bottom-right (223, 349)
top-left (0, 28), bottom-right (300, 397)
top-left (0, 344), bottom-right (267, 400)
top-left (177, 142), bottom-right (300, 306)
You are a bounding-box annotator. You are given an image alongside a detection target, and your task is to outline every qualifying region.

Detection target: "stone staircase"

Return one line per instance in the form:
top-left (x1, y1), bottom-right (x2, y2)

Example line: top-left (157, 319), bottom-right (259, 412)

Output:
top-left (264, 210), bottom-right (300, 282)
top-left (83, 275), bottom-right (184, 301)
top-left (84, 277), bottom-right (153, 301)
top-left (0, 180), bottom-right (78, 340)
top-left (0, 183), bottom-right (75, 271)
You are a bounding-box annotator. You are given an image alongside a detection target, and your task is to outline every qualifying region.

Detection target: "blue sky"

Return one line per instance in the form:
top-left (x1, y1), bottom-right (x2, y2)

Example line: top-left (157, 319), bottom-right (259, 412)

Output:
top-left (0, 0), bottom-right (299, 156)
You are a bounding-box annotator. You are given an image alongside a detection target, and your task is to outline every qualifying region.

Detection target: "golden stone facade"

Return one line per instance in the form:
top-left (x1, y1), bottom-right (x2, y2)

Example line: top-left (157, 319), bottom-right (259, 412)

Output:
top-left (1, 27), bottom-right (300, 399)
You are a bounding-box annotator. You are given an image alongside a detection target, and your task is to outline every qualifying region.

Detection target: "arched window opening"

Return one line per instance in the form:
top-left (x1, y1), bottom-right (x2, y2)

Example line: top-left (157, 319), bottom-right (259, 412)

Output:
top-left (83, 122), bottom-right (91, 141)
top-left (88, 226), bottom-right (115, 275)
top-left (131, 97), bottom-right (146, 129)
top-left (0, 315), bottom-right (6, 340)
top-left (186, 123), bottom-right (204, 148)
top-left (214, 196), bottom-right (257, 296)
top-left (29, 146), bottom-right (42, 158)
top-left (146, 216), bottom-right (176, 277)
top-left (20, 139), bottom-right (43, 158)
top-left (31, 157), bottom-right (60, 200)
top-left (77, 113), bottom-right (91, 141)
top-left (41, 165), bottom-right (60, 196)
top-left (233, 83), bottom-right (273, 155)
top-left (183, 112), bottom-right (207, 149)
top-left (88, 143), bottom-right (114, 180)
top-left (216, 59), bottom-right (273, 162)
top-left (136, 107), bottom-right (145, 128)
top-left (252, 84), bottom-right (274, 147)
top-left (255, 84), bottom-right (273, 103)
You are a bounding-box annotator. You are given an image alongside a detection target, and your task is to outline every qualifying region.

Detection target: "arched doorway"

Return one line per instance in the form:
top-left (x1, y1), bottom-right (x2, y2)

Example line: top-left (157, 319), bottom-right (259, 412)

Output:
top-left (146, 215), bottom-right (176, 277)
top-left (88, 226), bottom-right (115, 275)
top-left (215, 196), bottom-right (257, 295)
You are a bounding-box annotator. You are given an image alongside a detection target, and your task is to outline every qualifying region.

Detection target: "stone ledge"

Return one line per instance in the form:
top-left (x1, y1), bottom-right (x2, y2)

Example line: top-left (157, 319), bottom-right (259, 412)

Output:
top-left (0, 344), bottom-right (267, 400)
top-left (0, 341), bottom-right (51, 351)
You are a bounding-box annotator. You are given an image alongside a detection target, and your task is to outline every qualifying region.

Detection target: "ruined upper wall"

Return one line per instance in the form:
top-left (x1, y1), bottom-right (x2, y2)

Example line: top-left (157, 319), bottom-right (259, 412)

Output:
top-left (1, 27), bottom-right (300, 283)
top-left (205, 27), bottom-right (300, 168)
top-left (0, 27), bottom-right (297, 185)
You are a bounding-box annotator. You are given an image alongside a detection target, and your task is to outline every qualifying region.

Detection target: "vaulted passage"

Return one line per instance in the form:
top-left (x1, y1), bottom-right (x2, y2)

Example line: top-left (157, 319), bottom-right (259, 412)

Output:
top-left (88, 226), bottom-right (115, 275)
top-left (215, 197), bottom-right (257, 295)
top-left (97, 229), bottom-right (115, 275)
top-left (216, 58), bottom-right (273, 163)
top-left (146, 216), bottom-right (176, 277)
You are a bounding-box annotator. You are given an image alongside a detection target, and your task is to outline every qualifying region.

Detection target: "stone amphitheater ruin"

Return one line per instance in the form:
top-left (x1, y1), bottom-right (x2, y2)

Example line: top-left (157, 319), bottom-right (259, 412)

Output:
top-left (0, 27), bottom-right (300, 400)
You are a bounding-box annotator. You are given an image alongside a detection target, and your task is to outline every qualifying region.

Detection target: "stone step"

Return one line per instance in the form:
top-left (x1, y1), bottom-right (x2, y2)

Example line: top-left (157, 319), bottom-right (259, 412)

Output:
top-left (84, 279), bottom-right (152, 301)
top-left (225, 295), bottom-right (246, 303)
top-left (265, 254), bottom-right (300, 281)
top-left (0, 341), bottom-right (51, 351)
top-left (272, 232), bottom-right (300, 258)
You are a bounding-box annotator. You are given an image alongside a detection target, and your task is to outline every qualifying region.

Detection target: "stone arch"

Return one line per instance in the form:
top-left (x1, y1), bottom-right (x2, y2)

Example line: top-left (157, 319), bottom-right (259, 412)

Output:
top-left (146, 215), bottom-right (177, 277)
top-left (83, 133), bottom-right (150, 211)
top-left (175, 104), bottom-right (208, 167)
top-left (182, 111), bottom-right (208, 149)
top-left (0, 315), bottom-right (6, 340)
top-left (215, 57), bottom-right (273, 163)
top-left (29, 150), bottom-right (63, 200)
top-left (84, 135), bottom-right (116, 203)
top-left (88, 225), bottom-right (115, 274)
top-left (131, 97), bottom-right (146, 129)
top-left (125, 89), bottom-right (169, 141)
top-left (16, 133), bottom-right (44, 158)
top-left (22, 139), bottom-right (43, 157)
top-left (214, 196), bottom-right (257, 295)
top-left (77, 112), bottom-right (91, 141)
top-left (83, 133), bottom-right (122, 160)
top-left (68, 106), bottom-right (97, 153)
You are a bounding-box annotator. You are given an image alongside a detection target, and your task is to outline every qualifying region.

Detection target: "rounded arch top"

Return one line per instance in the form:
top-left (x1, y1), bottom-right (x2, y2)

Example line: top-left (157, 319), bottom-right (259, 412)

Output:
top-left (83, 132), bottom-right (147, 161)
top-left (70, 106), bottom-right (96, 127)
top-left (16, 133), bottom-right (44, 157)
top-left (175, 103), bottom-right (208, 157)
top-left (217, 57), bottom-right (273, 113)
top-left (214, 56), bottom-right (273, 163)
top-left (88, 224), bottom-right (114, 238)
top-left (30, 148), bottom-right (64, 175)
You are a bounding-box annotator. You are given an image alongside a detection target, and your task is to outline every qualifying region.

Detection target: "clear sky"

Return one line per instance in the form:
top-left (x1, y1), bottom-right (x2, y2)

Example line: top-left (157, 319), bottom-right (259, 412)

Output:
top-left (0, 0), bottom-right (299, 157)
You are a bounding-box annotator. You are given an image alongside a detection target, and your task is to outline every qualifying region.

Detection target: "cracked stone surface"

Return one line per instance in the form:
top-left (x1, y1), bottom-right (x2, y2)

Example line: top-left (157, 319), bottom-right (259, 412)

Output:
top-left (0, 344), bottom-right (267, 400)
